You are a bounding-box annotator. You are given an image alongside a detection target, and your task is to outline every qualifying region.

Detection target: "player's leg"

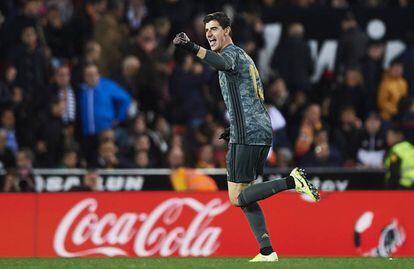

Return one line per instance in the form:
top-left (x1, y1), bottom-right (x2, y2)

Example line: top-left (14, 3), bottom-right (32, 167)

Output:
top-left (237, 146), bottom-right (320, 206)
top-left (226, 144), bottom-right (277, 262)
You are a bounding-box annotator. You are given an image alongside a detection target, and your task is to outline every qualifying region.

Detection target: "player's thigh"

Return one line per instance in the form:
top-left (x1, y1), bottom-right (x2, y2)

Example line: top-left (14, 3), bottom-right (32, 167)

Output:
top-left (226, 144), bottom-right (268, 183)
top-left (227, 181), bottom-right (252, 206)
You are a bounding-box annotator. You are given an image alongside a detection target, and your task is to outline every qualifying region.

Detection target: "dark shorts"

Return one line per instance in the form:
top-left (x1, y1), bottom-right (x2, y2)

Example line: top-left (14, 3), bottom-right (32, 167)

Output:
top-left (226, 143), bottom-right (270, 183)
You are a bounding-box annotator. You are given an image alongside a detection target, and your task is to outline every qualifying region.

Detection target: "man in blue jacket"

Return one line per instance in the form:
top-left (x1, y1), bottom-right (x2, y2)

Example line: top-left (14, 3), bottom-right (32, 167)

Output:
top-left (79, 63), bottom-right (132, 163)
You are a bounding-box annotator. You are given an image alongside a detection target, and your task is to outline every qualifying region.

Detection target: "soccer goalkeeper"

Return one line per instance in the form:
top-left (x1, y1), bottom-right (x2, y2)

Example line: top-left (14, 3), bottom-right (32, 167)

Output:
top-left (173, 12), bottom-right (320, 262)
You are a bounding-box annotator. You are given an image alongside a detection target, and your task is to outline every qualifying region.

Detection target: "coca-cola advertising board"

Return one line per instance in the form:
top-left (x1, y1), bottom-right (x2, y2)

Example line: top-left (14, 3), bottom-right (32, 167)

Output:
top-left (0, 191), bottom-right (413, 257)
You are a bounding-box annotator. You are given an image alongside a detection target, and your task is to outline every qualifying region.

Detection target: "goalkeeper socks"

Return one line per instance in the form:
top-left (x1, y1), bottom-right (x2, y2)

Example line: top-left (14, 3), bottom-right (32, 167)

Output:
top-left (241, 202), bottom-right (272, 250)
top-left (260, 246), bottom-right (274, 255)
top-left (238, 176), bottom-right (295, 206)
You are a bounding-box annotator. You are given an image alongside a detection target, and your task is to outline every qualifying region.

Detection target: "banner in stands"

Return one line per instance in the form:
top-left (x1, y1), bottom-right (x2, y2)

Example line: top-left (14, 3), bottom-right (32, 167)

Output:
top-left (0, 191), bottom-right (412, 257)
top-left (30, 168), bottom-right (385, 192)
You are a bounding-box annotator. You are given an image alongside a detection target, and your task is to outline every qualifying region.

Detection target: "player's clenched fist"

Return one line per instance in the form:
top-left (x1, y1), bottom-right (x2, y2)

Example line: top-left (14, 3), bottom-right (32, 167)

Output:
top-left (173, 32), bottom-right (200, 54)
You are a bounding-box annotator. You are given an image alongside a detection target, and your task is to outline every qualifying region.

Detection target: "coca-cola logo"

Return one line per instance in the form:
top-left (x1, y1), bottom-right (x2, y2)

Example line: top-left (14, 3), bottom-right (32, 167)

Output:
top-left (54, 198), bottom-right (230, 257)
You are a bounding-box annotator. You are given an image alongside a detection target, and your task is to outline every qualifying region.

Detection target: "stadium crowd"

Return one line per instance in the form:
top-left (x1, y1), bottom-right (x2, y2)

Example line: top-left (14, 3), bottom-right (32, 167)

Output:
top-left (0, 0), bottom-right (414, 191)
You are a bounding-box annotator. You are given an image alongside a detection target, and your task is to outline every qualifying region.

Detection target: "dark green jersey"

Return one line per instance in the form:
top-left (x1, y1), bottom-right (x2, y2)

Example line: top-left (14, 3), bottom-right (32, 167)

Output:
top-left (218, 44), bottom-right (272, 145)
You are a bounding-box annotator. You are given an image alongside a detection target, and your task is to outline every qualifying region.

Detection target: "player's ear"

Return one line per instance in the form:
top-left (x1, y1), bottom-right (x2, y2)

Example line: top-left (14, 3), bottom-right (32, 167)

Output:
top-left (224, 26), bottom-right (231, 37)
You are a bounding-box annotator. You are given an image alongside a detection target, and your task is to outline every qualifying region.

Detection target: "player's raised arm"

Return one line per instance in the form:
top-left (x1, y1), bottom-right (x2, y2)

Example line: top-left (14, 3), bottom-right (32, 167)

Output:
top-left (173, 32), bottom-right (232, 71)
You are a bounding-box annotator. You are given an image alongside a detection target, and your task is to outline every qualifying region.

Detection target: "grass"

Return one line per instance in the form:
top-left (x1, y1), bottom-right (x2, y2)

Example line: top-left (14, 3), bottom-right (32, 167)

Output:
top-left (0, 257), bottom-right (413, 269)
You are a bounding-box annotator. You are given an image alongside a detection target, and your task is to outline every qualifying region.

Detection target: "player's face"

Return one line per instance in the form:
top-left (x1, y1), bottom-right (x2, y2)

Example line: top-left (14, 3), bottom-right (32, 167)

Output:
top-left (205, 20), bottom-right (230, 52)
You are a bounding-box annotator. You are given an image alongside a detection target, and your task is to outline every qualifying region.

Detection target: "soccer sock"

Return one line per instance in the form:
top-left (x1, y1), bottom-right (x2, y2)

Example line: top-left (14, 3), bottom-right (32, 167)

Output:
top-left (238, 176), bottom-right (295, 207)
top-left (241, 202), bottom-right (273, 253)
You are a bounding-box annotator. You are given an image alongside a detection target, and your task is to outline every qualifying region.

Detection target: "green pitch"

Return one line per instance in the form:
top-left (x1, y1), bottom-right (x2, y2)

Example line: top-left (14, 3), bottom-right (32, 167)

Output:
top-left (0, 257), bottom-right (413, 269)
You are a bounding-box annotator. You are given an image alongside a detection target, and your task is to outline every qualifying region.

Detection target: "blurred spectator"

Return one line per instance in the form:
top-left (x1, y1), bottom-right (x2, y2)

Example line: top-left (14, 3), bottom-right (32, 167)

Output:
top-left (79, 63), bottom-right (131, 163)
top-left (125, 23), bottom-right (164, 113)
top-left (377, 59), bottom-right (408, 120)
top-left (169, 54), bottom-right (208, 128)
top-left (0, 130), bottom-right (15, 169)
top-left (125, 0), bottom-right (148, 32)
top-left (34, 96), bottom-right (65, 167)
top-left (93, 0), bottom-right (128, 76)
top-left (332, 106), bottom-right (362, 165)
top-left (397, 31), bottom-right (414, 95)
top-left (9, 25), bottom-right (50, 112)
top-left (69, 0), bottom-right (107, 57)
top-left (270, 22), bottom-right (313, 92)
top-left (357, 112), bottom-right (386, 167)
top-left (361, 41), bottom-right (385, 113)
top-left (196, 144), bottom-right (216, 168)
top-left (44, 5), bottom-right (71, 61)
top-left (0, 109), bottom-right (18, 154)
top-left (72, 40), bottom-right (102, 88)
top-left (96, 140), bottom-right (128, 168)
top-left (113, 55), bottom-right (141, 99)
top-left (49, 65), bottom-right (76, 125)
top-left (334, 12), bottom-right (368, 79)
top-left (330, 67), bottom-right (366, 121)
top-left (295, 103), bottom-right (324, 158)
top-left (384, 126), bottom-right (414, 189)
top-left (69, 168), bottom-right (99, 192)
top-left (300, 128), bottom-right (343, 167)
top-left (11, 149), bottom-right (36, 192)
top-left (1, 0), bottom-right (44, 58)
top-left (266, 76), bottom-right (290, 114)
top-left (232, 10), bottom-right (265, 63)
top-left (60, 148), bottom-right (79, 169)
top-left (134, 150), bottom-right (150, 168)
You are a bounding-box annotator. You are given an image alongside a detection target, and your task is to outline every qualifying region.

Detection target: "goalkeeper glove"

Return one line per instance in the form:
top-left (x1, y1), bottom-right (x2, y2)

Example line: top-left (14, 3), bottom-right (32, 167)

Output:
top-left (173, 32), bottom-right (200, 54)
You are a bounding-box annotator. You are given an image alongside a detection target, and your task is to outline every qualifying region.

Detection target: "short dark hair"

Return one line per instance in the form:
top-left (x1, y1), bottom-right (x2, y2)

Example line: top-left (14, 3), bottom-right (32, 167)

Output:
top-left (203, 12), bottom-right (231, 29)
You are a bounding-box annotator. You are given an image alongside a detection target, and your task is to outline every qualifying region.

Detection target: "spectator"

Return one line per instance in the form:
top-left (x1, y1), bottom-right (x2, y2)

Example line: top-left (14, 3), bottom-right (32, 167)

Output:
top-left (169, 54), bottom-right (208, 128)
top-left (0, 130), bottom-right (15, 169)
top-left (300, 129), bottom-right (343, 167)
top-left (270, 22), bottom-right (313, 92)
top-left (44, 5), bottom-right (71, 61)
top-left (397, 31), bottom-right (414, 95)
top-left (377, 59), bottom-right (408, 120)
top-left (332, 106), bottom-right (362, 165)
top-left (71, 40), bottom-right (102, 88)
top-left (69, 168), bottom-right (99, 192)
top-left (196, 144), bottom-right (215, 168)
top-left (49, 65), bottom-right (76, 125)
top-left (384, 126), bottom-right (414, 189)
top-left (357, 112), bottom-right (386, 167)
top-left (9, 25), bottom-right (50, 113)
top-left (113, 55), bottom-right (141, 99)
top-left (78, 63), bottom-right (132, 163)
top-left (95, 140), bottom-right (128, 168)
top-left (361, 41), bottom-right (385, 112)
top-left (14, 148), bottom-right (36, 192)
top-left (1, 0), bottom-right (44, 58)
top-left (295, 103), bottom-right (324, 158)
top-left (334, 12), bottom-right (369, 79)
top-left (68, 0), bottom-right (107, 57)
top-left (34, 96), bottom-right (65, 167)
top-left (211, 125), bottom-right (227, 168)
top-left (124, 0), bottom-right (148, 32)
top-left (60, 149), bottom-right (79, 169)
top-left (93, 0), bottom-right (128, 76)
top-left (330, 67), bottom-right (367, 120)
top-left (266, 76), bottom-right (290, 114)
top-left (134, 150), bottom-right (150, 168)
top-left (0, 109), bottom-right (18, 154)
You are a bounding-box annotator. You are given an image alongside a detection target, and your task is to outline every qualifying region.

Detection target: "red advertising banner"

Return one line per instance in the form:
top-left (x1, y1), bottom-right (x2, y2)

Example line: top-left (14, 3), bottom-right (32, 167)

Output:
top-left (0, 191), bottom-right (413, 257)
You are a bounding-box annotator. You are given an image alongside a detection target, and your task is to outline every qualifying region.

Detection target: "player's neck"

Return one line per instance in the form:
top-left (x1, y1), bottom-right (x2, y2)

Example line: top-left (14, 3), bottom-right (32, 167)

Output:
top-left (219, 39), bottom-right (233, 52)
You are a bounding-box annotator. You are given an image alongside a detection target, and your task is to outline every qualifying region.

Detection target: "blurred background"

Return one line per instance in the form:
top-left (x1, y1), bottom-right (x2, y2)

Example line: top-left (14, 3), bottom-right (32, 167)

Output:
top-left (0, 0), bottom-right (414, 259)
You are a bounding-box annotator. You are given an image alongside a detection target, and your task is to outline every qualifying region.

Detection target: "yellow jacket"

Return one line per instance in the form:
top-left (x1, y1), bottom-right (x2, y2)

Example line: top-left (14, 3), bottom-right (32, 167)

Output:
top-left (377, 73), bottom-right (408, 120)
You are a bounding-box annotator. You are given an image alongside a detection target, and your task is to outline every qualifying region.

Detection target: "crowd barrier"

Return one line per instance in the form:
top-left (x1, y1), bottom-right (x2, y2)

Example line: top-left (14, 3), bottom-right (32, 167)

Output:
top-left (0, 168), bottom-right (387, 192)
top-left (0, 191), bottom-right (412, 257)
